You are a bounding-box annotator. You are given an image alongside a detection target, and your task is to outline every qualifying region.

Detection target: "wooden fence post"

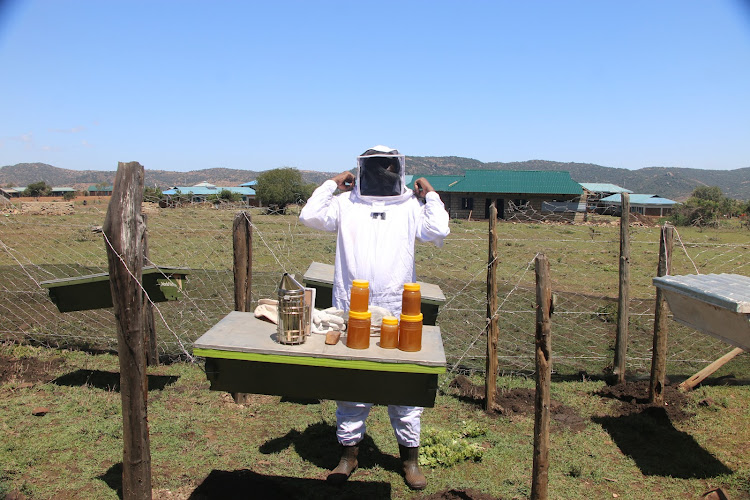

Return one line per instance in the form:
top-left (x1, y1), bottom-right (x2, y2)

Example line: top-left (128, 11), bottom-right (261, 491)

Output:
top-left (532, 253), bottom-right (551, 500)
top-left (103, 161), bottom-right (152, 500)
top-left (485, 202), bottom-right (498, 411)
top-left (613, 193), bottom-right (630, 383)
top-left (232, 211), bottom-right (253, 404)
top-left (649, 225), bottom-right (674, 403)
top-left (233, 211), bottom-right (253, 312)
top-left (142, 214), bottom-right (158, 366)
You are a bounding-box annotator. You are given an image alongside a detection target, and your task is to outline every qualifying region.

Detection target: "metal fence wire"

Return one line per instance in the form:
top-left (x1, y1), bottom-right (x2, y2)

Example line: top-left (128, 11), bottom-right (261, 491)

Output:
top-left (1, 198), bottom-right (748, 376)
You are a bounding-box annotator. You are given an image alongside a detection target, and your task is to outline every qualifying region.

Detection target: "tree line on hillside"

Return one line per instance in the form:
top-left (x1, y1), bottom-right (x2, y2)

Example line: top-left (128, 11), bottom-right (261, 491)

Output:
top-left (10, 170), bottom-right (750, 228)
top-left (4, 160), bottom-right (750, 201)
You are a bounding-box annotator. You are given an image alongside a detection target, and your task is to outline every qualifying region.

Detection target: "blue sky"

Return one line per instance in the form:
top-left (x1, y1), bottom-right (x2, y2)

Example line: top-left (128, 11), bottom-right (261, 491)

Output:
top-left (1, 0), bottom-right (749, 173)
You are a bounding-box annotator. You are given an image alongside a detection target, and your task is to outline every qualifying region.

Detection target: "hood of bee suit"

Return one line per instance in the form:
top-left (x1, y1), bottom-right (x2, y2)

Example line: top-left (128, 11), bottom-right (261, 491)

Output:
top-left (354, 145), bottom-right (412, 204)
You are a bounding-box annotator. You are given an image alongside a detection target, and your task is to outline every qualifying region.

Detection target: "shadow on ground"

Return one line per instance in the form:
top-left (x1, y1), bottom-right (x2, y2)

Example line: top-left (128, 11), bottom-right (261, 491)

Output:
top-left (258, 421), bottom-right (402, 474)
top-left (97, 422), bottom-right (500, 500)
top-left (189, 469), bottom-right (391, 500)
top-left (97, 462), bottom-right (123, 499)
top-left (52, 369), bottom-right (178, 392)
top-left (592, 407), bottom-right (733, 478)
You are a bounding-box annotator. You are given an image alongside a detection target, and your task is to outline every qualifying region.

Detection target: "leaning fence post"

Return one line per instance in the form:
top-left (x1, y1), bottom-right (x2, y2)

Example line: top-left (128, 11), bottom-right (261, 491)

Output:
top-left (532, 253), bottom-right (551, 500)
top-left (649, 225), bottom-right (674, 403)
top-left (103, 161), bottom-right (152, 500)
top-left (485, 202), bottom-right (499, 411)
top-left (232, 211), bottom-right (253, 404)
top-left (233, 211), bottom-right (253, 312)
top-left (613, 192), bottom-right (630, 383)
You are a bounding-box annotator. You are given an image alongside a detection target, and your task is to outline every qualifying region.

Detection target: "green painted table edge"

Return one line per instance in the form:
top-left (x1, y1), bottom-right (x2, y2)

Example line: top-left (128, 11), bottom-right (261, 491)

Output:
top-left (193, 347), bottom-right (446, 374)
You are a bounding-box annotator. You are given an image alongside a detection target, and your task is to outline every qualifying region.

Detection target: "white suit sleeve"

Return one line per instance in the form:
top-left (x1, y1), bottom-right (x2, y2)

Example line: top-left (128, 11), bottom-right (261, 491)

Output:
top-left (416, 191), bottom-right (450, 247)
top-left (299, 180), bottom-right (340, 232)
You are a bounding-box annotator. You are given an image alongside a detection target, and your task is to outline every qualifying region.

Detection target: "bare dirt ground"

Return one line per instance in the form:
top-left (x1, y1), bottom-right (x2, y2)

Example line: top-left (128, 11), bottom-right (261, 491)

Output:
top-left (594, 379), bottom-right (693, 421)
top-left (0, 353), bottom-right (63, 386)
top-left (448, 374), bottom-right (587, 432)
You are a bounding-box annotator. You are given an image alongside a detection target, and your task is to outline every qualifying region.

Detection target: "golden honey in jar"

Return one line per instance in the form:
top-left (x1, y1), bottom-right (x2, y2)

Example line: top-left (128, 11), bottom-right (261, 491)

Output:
top-left (398, 312), bottom-right (423, 352)
top-left (346, 310), bottom-right (371, 349)
top-left (379, 316), bottom-right (399, 349)
top-left (350, 279), bottom-right (370, 312)
top-left (402, 282), bottom-right (421, 316)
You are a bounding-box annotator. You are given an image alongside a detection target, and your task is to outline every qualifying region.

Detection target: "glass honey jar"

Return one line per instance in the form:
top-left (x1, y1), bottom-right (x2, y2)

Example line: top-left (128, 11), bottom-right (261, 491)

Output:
top-left (402, 282), bottom-right (421, 316)
top-left (379, 315), bottom-right (399, 349)
top-left (398, 312), bottom-right (423, 352)
top-left (346, 310), bottom-right (371, 349)
top-left (350, 279), bottom-right (370, 312)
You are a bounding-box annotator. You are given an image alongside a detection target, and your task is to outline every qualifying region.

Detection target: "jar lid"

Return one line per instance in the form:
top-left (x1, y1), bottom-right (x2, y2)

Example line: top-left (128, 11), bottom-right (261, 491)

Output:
top-left (349, 310), bottom-right (372, 320)
top-left (400, 312), bottom-right (423, 322)
top-left (403, 282), bottom-right (420, 291)
top-left (381, 316), bottom-right (398, 325)
top-left (352, 279), bottom-right (369, 288)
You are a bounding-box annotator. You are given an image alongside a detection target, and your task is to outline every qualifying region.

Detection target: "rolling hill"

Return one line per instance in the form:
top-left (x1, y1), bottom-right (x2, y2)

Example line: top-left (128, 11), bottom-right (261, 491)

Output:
top-left (1, 160), bottom-right (749, 202)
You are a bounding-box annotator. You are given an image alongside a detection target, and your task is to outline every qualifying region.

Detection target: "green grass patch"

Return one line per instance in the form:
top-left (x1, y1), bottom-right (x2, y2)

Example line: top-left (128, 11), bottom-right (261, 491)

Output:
top-left (2, 343), bottom-right (748, 498)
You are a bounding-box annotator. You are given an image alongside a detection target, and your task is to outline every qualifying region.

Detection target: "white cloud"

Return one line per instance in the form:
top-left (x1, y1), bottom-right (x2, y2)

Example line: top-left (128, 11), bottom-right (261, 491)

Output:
top-left (49, 126), bottom-right (86, 134)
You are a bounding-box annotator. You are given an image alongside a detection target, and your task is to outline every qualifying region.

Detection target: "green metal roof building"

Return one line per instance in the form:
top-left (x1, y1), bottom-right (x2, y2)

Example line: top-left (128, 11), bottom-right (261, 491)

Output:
top-left (408, 170), bottom-right (585, 221)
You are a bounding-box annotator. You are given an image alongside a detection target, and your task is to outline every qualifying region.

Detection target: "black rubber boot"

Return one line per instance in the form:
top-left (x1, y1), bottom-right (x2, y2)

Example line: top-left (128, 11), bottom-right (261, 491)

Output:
top-left (399, 444), bottom-right (427, 490)
top-left (327, 444), bottom-right (359, 484)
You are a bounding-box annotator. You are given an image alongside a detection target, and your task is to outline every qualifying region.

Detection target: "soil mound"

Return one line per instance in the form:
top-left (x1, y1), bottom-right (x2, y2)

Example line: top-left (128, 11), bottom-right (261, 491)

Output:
top-left (422, 488), bottom-right (501, 499)
top-left (0, 354), bottom-right (63, 385)
top-left (594, 379), bottom-right (693, 421)
top-left (448, 375), bottom-right (586, 432)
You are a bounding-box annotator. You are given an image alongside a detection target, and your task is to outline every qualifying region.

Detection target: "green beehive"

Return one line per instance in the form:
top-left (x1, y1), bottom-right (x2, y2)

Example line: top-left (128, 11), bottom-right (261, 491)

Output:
top-left (41, 266), bottom-right (190, 312)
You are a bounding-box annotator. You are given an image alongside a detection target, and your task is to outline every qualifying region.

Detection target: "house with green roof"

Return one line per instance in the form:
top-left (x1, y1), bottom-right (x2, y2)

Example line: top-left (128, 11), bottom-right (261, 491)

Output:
top-left (87, 185), bottom-right (114, 196)
top-left (408, 170), bottom-right (585, 221)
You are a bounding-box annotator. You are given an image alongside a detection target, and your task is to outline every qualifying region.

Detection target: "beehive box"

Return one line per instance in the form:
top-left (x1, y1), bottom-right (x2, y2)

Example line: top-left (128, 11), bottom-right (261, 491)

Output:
top-left (652, 273), bottom-right (750, 350)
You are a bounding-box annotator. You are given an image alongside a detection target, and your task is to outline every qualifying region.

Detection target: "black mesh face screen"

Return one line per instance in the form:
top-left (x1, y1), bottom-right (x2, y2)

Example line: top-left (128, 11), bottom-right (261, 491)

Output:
top-left (359, 156), bottom-right (402, 196)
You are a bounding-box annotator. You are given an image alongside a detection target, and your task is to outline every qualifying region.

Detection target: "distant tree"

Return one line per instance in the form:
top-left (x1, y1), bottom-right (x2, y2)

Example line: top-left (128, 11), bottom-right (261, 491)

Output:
top-left (691, 186), bottom-right (723, 203)
top-left (144, 186), bottom-right (163, 202)
top-left (254, 168), bottom-right (317, 212)
top-left (670, 186), bottom-right (737, 227)
top-left (207, 189), bottom-right (242, 204)
top-left (62, 191), bottom-right (76, 201)
top-left (24, 181), bottom-right (52, 199)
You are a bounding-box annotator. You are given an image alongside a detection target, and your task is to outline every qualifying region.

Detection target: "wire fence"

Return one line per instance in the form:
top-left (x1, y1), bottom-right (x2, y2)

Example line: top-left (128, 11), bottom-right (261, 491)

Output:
top-left (1, 197), bottom-right (748, 377)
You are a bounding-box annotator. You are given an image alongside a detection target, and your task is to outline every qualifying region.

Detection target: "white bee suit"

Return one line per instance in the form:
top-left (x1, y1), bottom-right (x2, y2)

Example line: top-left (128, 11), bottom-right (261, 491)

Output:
top-left (299, 150), bottom-right (450, 447)
top-left (300, 181), bottom-right (449, 315)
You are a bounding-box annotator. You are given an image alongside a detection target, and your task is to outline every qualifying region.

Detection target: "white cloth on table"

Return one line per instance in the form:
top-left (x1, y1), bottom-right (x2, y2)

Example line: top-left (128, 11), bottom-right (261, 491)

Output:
top-left (312, 307), bottom-right (345, 334)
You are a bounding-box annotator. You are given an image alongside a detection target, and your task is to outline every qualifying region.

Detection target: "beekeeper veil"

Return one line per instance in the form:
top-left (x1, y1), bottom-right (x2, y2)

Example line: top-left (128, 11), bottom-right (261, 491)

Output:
top-left (356, 145), bottom-right (406, 198)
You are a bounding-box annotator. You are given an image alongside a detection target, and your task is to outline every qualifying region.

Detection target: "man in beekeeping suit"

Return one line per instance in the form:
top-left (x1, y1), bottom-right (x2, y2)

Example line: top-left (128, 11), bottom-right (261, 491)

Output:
top-left (299, 145), bottom-right (450, 489)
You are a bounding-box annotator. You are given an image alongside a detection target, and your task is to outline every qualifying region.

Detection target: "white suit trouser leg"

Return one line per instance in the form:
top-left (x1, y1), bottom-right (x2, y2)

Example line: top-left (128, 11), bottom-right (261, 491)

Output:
top-left (336, 401), bottom-right (423, 447)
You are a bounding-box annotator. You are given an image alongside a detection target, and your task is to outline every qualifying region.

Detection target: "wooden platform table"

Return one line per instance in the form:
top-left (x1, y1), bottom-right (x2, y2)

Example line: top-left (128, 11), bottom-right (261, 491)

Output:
top-left (193, 312), bottom-right (447, 407)
top-left (652, 273), bottom-right (750, 350)
top-left (652, 273), bottom-right (749, 390)
top-left (302, 262), bottom-right (446, 326)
